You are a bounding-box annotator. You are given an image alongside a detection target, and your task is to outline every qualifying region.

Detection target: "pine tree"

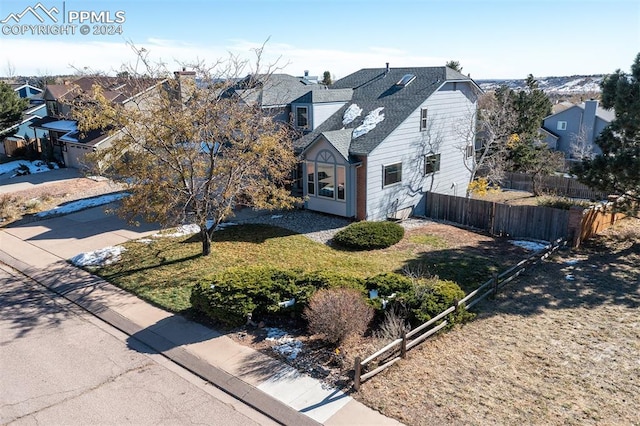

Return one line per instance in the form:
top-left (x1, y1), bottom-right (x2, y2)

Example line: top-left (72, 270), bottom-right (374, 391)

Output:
top-left (322, 71), bottom-right (332, 86)
top-left (0, 82), bottom-right (28, 135)
top-left (513, 74), bottom-right (552, 139)
top-left (575, 53), bottom-right (640, 211)
top-left (446, 60), bottom-right (463, 73)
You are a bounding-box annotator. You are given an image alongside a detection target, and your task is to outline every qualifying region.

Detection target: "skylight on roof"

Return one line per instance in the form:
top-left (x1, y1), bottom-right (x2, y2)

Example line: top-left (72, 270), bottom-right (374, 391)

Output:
top-left (396, 74), bottom-right (416, 87)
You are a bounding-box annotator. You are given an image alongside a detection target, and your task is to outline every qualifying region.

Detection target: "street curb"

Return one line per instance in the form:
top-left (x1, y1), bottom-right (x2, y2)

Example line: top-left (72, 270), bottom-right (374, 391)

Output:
top-left (0, 249), bottom-right (321, 426)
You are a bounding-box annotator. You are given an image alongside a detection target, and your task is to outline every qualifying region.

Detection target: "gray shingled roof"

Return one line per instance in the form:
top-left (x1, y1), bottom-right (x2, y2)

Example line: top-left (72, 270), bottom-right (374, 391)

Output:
top-left (313, 129), bottom-right (353, 160)
top-left (231, 74), bottom-right (325, 107)
top-left (292, 88), bottom-right (353, 104)
top-left (295, 67), bottom-right (477, 156)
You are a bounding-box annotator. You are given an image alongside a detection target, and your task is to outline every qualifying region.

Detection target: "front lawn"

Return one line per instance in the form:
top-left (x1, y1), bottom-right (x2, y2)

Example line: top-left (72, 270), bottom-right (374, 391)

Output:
top-left (93, 222), bottom-right (525, 314)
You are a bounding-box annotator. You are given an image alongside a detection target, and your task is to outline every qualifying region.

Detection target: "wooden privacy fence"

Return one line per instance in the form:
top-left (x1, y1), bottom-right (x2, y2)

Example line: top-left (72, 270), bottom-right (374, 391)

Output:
top-left (353, 239), bottom-right (565, 390)
top-left (502, 172), bottom-right (609, 200)
top-left (425, 192), bottom-right (570, 242)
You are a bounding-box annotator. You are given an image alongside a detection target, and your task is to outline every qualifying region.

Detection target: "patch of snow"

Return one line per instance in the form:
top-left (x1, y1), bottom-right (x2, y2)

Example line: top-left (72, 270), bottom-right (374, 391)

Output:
top-left (216, 222), bottom-right (238, 229)
top-left (70, 246), bottom-right (126, 267)
top-left (565, 274), bottom-right (576, 281)
top-left (510, 240), bottom-right (549, 252)
top-left (265, 327), bottom-right (303, 361)
top-left (266, 328), bottom-right (288, 340)
top-left (36, 193), bottom-right (129, 217)
top-left (155, 224), bottom-right (201, 238)
top-left (271, 215), bottom-right (283, 219)
top-left (352, 107), bottom-right (385, 138)
top-left (342, 104), bottom-right (363, 126)
top-left (153, 220), bottom-right (237, 238)
top-left (136, 238), bottom-right (152, 244)
top-left (565, 259), bottom-right (579, 265)
top-left (278, 298), bottom-right (295, 308)
top-left (0, 160), bottom-right (58, 178)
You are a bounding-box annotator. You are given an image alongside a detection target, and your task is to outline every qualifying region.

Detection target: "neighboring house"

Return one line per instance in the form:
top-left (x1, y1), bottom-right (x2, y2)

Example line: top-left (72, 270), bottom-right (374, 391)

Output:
top-left (30, 76), bottom-right (160, 168)
top-left (225, 73), bottom-right (331, 123)
top-left (294, 66), bottom-right (481, 221)
top-left (9, 82), bottom-right (43, 99)
top-left (0, 82), bottom-right (47, 156)
top-left (541, 100), bottom-right (614, 160)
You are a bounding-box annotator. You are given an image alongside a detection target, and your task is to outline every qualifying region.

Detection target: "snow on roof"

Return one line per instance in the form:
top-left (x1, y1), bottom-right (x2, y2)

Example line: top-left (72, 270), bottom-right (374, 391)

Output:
top-left (36, 193), bottom-right (129, 218)
top-left (342, 103), bottom-right (362, 126)
top-left (70, 246), bottom-right (126, 267)
top-left (353, 107), bottom-right (385, 139)
top-left (40, 120), bottom-right (77, 132)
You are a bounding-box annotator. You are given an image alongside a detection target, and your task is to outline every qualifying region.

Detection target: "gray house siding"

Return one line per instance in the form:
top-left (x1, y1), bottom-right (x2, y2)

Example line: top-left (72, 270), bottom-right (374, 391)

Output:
top-left (542, 101), bottom-right (609, 158)
top-left (543, 106), bottom-right (585, 154)
top-left (312, 102), bottom-right (348, 130)
top-left (291, 101), bottom-right (348, 131)
top-left (303, 140), bottom-right (356, 217)
top-left (364, 82), bottom-right (476, 221)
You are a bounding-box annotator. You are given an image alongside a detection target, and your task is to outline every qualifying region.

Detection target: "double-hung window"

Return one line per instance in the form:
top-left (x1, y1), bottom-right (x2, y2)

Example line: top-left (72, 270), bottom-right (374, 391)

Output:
top-left (424, 153), bottom-right (441, 175)
top-left (296, 106), bottom-right (309, 129)
top-left (420, 108), bottom-right (428, 131)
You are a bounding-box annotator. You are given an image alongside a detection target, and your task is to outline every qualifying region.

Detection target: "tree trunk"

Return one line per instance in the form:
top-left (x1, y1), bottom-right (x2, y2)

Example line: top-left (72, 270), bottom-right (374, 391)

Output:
top-left (531, 174), bottom-right (541, 196)
top-left (201, 228), bottom-right (211, 256)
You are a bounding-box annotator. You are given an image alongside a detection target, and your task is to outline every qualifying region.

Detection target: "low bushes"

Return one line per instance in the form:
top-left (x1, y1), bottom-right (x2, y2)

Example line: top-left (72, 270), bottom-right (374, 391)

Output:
top-left (190, 266), bottom-right (361, 327)
top-left (191, 266), bottom-right (472, 331)
top-left (365, 272), bottom-right (474, 328)
top-left (333, 221), bottom-right (404, 250)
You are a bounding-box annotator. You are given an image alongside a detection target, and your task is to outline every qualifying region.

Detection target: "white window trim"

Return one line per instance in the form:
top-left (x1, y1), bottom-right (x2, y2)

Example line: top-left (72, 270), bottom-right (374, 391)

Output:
top-left (306, 161), bottom-right (347, 202)
top-left (383, 162), bottom-right (402, 188)
top-left (465, 145), bottom-right (474, 158)
top-left (557, 121), bottom-right (567, 131)
top-left (296, 106), bottom-right (309, 129)
top-left (420, 108), bottom-right (428, 131)
top-left (424, 153), bottom-right (441, 175)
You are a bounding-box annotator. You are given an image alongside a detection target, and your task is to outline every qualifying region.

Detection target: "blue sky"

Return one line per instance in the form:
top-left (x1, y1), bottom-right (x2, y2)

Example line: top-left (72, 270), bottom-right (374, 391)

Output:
top-left (1, 0), bottom-right (638, 79)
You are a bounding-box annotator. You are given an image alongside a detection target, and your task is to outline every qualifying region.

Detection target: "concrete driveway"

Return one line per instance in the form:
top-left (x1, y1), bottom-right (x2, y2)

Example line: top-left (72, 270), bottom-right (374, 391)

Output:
top-left (1, 203), bottom-right (158, 267)
top-left (0, 167), bottom-right (82, 195)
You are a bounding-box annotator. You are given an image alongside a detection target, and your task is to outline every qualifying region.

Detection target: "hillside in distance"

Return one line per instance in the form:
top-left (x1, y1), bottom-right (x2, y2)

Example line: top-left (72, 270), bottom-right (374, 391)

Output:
top-left (478, 75), bottom-right (604, 94)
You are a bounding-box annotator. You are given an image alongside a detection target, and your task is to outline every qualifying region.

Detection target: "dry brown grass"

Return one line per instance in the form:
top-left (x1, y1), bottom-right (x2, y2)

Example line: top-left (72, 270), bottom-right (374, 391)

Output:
top-left (355, 217), bottom-right (640, 425)
top-left (0, 177), bottom-right (123, 226)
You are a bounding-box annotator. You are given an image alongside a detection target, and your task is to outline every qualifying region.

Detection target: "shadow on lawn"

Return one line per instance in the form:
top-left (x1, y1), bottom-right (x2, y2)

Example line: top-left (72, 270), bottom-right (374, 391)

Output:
top-left (450, 238), bottom-right (640, 316)
top-left (99, 253), bottom-right (202, 282)
top-left (471, 237), bottom-right (639, 318)
top-left (396, 237), bottom-right (528, 293)
top-left (183, 223), bottom-right (299, 244)
top-left (394, 224), bottom-right (639, 317)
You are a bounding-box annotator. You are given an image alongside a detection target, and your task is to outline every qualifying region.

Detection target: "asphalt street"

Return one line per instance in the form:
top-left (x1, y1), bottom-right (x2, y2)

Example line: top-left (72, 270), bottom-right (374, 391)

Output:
top-left (0, 265), bottom-right (276, 425)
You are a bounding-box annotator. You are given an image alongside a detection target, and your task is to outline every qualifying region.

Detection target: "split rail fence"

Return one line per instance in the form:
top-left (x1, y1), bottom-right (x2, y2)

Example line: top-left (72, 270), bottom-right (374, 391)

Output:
top-left (353, 238), bottom-right (565, 390)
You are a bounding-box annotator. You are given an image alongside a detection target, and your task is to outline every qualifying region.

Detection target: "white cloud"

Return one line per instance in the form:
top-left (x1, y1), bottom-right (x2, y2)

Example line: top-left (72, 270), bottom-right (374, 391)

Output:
top-left (0, 37), bottom-right (450, 79)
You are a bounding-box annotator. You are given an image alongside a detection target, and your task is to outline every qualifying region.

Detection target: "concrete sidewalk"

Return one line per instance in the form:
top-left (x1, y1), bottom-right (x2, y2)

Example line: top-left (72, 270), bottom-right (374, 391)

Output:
top-left (0, 206), bottom-right (401, 425)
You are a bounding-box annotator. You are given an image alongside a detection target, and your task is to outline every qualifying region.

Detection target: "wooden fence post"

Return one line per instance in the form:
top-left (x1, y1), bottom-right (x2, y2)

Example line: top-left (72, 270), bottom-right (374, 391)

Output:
top-left (353, 356), bottom-right (362, 391)
top-left (400, 332), bottom-right (407, 359)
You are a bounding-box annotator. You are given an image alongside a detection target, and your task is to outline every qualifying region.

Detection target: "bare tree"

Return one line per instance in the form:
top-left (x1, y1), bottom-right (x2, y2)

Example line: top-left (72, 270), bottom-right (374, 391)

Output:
top-left (74, 47), bottom-right (299, 256)
top-left (569, 124), bottom-right (595, 161)
top-left (457, 90), bottom-right (516, 196)
top-left (5, 61), bottom-right (16, 80)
